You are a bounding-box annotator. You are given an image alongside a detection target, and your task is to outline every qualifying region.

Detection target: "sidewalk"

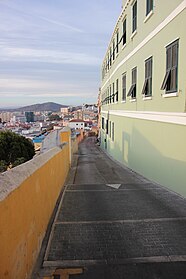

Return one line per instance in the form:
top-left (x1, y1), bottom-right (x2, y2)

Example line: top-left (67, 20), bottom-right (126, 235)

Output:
top-left (34, 137), bottom-right (186, 279)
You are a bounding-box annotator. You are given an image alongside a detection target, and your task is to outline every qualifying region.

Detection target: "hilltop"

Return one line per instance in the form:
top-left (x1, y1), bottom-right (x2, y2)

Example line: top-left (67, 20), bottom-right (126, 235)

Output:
top-left (16, 102), bottom-right (68, 112)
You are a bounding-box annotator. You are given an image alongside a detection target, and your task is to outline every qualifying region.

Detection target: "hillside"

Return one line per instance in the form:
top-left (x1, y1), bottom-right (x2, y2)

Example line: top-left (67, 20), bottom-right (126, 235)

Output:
top-left (17, 102), bottom-right (68, 112)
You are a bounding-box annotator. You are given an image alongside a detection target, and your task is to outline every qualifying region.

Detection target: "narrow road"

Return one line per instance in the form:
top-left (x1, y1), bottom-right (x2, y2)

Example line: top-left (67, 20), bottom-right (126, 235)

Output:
top-left (43, 137), bottom-right (186, 278)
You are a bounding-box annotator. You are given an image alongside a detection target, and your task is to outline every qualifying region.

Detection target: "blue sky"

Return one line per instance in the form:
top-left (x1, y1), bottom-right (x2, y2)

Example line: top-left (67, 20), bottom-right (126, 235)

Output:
top-left (0, 0), bottom-right (121, 107)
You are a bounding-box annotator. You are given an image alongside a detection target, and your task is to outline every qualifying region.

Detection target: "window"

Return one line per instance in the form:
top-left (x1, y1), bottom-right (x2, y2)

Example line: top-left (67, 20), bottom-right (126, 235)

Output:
top-left (102, 117), bottom-right (104, 130)
top-left (109, 85), bottom-right (112, 103)
top-left (113, 40), bottom-right (115, 61)
top-left (132, 1), bottom-right (137, 33)
top-left (116, 79), bottom-right (119, 102)
top-left (110, 47), bottom-right (112, 66)
top-left (123, 19), bottom-right (126, 45)
top-left (146, 0), bottom-right (153, 16)
top-left (128, 67), bottom-right (137, 99)
top-left (112, 122), bottom-right (114, 141)
top-left (109, 121), bottom-right (111, 137)
top-left (112, 83), bottom-right (115, 102)
top-left (106, 119), bottom-right (108, 134)
top-left (161, 40), bottom-right (179, 93)
top-left (116, 31), bottom-right (119, 53)
top-left (122, 73), bottom-right (126, 101)
top-left (142, 57), bottom-right (153, 96)
top-left (107, 54), bottom-right (109, 71)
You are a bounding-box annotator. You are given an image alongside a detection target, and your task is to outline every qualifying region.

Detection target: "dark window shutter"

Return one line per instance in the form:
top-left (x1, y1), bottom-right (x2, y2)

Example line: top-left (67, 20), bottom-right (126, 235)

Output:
top-left (123, 19), bottom-right (126, 45)
top-left (127, 84), bottom-right (135, 97)
top-left (122, 74), bottom-right (126, 101)
top-left (161, 70), bottom-right (171, 90)
top-left (166, 47), bottom-right (172, 70)
top-left (142, 79), bottom-right (148, 95)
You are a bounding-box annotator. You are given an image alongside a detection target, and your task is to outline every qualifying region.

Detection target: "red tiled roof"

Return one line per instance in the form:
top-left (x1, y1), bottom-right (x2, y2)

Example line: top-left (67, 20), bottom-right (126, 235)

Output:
top-left (69, 119), bottom-right (85, 123)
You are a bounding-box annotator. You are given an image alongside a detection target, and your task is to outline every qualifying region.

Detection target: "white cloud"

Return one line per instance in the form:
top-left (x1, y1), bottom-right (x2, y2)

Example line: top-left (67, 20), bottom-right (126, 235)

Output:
top-left (27, 92), bottom-right (89, 97)
top-left (0, 46), bottom-right (101, 66)
top-left (38, 16), bottom-right (84, 33)
top-left (0, 78), bottom-right (98, 99)
top-left (0, 77), bottom-right (97, 90)
top-left (0, 78), bottom-right (57, 90)
top-left (0, 1), bottom-right (84, 33)
top-left (0, 91), bottom-right (89, 98)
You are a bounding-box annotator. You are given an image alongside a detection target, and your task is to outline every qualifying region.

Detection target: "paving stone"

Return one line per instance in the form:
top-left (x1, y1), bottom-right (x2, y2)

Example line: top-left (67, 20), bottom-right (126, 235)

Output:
top-left (57, 188), bottom-right (186, 222)
top-left (70, 262), bottom-right (186, 279)
top-left (46, 220), bottom-right (186, 261)
top-left (66, 183), bottom-right (162, 191)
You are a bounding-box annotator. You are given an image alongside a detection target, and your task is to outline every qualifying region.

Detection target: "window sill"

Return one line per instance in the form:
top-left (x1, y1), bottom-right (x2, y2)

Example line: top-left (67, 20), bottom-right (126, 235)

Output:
top-left (130, 98), bottom-right (137, 102)
top-left (122, 43), bottom-right (126, 50)
top-left (144, 10), bottom-right (154, 23)
top-left (121, 100), bottom-right (126, 103)
top-left (116, 52), bottom-right (119, 58)
top-left (143, 96), bottom-right (152, 100)
top-left (130, 30), bottom-right (137, 40)
top-left (162, 92), bottom-right (178, 98)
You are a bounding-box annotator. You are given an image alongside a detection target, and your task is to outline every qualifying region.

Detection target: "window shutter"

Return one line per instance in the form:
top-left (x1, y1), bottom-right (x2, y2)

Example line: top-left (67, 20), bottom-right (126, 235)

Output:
top-left (122, 74), bottom-right (126, 101)
top-left (123, 19), bottom-right (126, 45)
top-left (141, 79), bottom-right (148, 95)
top-left (127, 84), bottom-right (135, 97)
top-left (161, 70), bottom-right (171, 90)
top-left (166, 47), bottom-right (172, 70)
top-left (172, 42), bottom-right (178, 67)
top-left (132, 67), bottom-right (137, 84)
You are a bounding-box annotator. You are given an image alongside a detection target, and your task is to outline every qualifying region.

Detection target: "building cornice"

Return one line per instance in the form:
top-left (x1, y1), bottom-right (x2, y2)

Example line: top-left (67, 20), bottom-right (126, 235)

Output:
top-left (101, 110), bottom-right (186, 126)
top-left (102, 0), bottom-right (131, 62)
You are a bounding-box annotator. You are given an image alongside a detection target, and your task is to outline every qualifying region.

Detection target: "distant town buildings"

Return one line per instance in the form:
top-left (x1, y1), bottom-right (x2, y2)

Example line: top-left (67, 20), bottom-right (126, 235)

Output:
top-left (73, 109), bottom-right (84, 120)
top-left (25, 111), bottom-right (34, 123)
top-left (0, 103), bottom-right (98, 152)
top-left (0, 112), bottom-right (13, 122)
top-left (60, 107), bottom-right (69, 115)
top-left (68, 119), bottom-right (85, 130)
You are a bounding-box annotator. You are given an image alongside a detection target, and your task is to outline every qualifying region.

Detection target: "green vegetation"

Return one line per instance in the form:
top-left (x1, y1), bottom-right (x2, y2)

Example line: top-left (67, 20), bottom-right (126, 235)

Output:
top-left (48, 114), bottom-right (61, 121)
top-left (0, 131), bottom-right (35, 172)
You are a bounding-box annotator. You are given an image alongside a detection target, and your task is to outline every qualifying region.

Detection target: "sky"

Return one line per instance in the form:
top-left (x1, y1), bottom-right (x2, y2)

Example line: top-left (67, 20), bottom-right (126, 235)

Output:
top-left (0, 0), bottom-right (121, 108)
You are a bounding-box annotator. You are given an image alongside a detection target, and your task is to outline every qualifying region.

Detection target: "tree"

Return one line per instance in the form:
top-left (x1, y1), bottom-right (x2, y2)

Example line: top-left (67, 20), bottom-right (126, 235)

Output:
top-left (48, 114), bottom-right (61, 121)
top-left (0, 131), bottom-right (35, 172)
top-left (0, 160), bottom-right (7, 172)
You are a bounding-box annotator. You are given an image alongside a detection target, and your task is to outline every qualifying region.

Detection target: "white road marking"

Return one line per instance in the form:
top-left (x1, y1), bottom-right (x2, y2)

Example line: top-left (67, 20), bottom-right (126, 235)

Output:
top-left (106, 184), bottom-right (121, 189)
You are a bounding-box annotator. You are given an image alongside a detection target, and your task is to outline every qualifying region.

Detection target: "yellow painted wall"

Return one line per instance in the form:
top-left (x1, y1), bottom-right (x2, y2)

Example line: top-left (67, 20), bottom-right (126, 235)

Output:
top-left (60, 130), bottom-right (71, 165)
top-left (0, 144), bottom-right (70, 279)
top-left (71, 137), bottom-right (78, 155)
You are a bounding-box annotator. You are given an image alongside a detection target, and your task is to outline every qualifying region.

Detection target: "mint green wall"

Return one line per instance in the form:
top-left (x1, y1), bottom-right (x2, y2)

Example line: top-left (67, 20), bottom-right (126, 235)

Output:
top-left (101, 116), bottom-right (186, 197)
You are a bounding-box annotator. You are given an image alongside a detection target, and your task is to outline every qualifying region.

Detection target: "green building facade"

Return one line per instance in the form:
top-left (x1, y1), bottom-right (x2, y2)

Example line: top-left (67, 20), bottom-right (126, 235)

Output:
top-left (100, 0), bottom-right (186, 196)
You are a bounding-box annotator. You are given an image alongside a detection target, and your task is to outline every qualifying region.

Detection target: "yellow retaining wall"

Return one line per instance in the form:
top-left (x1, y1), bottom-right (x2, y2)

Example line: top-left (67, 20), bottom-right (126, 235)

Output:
top-left (71, 136), bottom-right (78, 155)
top-left (0, 144), bottom-right (70, 279)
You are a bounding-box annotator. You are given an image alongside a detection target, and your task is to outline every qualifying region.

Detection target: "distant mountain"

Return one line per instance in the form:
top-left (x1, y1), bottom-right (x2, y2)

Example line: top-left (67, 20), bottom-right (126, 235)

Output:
top-left (17, 102), bottom-right (68, 112)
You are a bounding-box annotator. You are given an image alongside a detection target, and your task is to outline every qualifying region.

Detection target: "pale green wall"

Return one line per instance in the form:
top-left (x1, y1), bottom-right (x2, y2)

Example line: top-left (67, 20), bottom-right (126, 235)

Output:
top-left (101, 116), bottom-right (186, 197)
